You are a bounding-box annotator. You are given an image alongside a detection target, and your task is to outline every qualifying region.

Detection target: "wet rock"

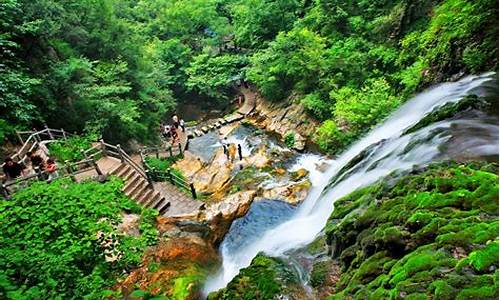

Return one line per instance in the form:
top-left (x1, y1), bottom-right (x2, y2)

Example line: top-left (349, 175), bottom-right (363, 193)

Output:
top-left (242, 145), bottom-right (271, 168)
top-left (209, 254), bottom-right (308, 300)
top-left (256, 180), bottom-right (311, 205)
top-left (247, 92), bottom-right (320, 150)
top-left (204, 190), bottom-right (257, 244)
top-left (116, 236), bottom-right (219, 299)
top-left (291, 168), bottom-right (309, 181)
top-left (173, 151), bottom-right (204, 178)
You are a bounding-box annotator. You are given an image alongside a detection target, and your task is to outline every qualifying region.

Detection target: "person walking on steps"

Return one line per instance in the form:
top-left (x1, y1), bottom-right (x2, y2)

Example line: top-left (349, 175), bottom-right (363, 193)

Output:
top-left (2, 158), bottom-right (25, 181)
top-left (26, 151), bottom-right (44, 170)
top-left (44, 158), bottom-right (58, 182)
top-left (172, 114), bottom-right (180, 129)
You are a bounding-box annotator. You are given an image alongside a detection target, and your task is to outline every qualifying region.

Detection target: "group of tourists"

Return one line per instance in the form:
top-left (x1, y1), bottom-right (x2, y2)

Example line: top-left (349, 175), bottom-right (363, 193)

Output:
top-left (160, 114), bottom-right (185, 144)
top-left (2, 152), bottom-right (58, 182)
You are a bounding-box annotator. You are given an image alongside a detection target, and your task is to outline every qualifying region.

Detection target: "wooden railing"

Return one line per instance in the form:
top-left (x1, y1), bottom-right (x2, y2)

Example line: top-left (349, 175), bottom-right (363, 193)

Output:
top-left (141, 142), bottom-right (185, 159)
top-left (5, 127), bottom-right (71, 167)
top-left (1, 132), bottom-right (150, 198)
top-left (1, 156), bottom-right (103, 198)
top-left (139, 149), bottom-right (197, 199)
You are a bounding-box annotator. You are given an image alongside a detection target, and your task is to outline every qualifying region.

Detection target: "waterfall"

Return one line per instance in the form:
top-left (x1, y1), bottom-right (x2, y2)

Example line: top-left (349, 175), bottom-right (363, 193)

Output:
top-left (203, 72), bottom-right (499, 295)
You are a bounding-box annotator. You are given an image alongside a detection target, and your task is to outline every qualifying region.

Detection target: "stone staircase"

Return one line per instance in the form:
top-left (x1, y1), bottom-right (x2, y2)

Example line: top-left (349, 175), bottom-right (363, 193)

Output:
top-left (110, 163), bottom-right (171, 214)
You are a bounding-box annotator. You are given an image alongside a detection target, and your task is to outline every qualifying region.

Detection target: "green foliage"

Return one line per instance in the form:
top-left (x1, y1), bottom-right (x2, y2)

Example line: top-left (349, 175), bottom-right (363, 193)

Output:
top-left (314, 120), bottom-right (352, 154)
top-left (301, 93), bottom-right (330, 120)
top-left (403, 0), bottom-right (498, 75)
top-left (209, 255), bottom-right (298, 300)
top-left (332, 78), bottom-right (401, 134)
top-left (247, 27), bottom-right (327, 100)
top-left (144, 156), bottom-right (185, 183)
top-left (320, 162), bottom-right (499, 299)
top-left (186, 54), bottom-right (247, 101)
top-left (284, 132), bottom-right (295, 148)
top-left (0, 177), bottom-right (158, 299)
top-left (230, 0), bottom-right (301, 49)
top-left (47, 134), bottom-right (97, 162)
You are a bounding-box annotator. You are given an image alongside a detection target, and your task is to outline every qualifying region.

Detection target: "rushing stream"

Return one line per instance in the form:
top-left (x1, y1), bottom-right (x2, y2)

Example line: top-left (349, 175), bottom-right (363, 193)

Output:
top-left (203, 73), bottom-right (499, 295)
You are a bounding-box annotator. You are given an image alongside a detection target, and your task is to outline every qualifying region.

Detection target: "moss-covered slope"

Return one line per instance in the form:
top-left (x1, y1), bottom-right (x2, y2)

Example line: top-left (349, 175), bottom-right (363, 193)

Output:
top-left (315, 162), bottom-right (499, 299)
top-left (208, 254), bottom-right (303, 300)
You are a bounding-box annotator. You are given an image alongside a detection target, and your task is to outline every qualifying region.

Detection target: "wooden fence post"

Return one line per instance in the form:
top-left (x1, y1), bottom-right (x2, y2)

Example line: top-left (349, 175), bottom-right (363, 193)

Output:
top-left (178, 143), bottom-right (183, 156)
top-left (168, 146), bottom-right (173, 157)
top-left (16, 131), bottom-right (24, 144)
top-left (116, 144), bottom-right (124, 162)
top-left (100, 139), bottom-right (107, 156)
top-left (92, 159), bottom-right (102, 176)
top-left (155, 149), bottom-right (159, 159)
top-left (190, 183), bottom-right (197, 199)
top-left (45, 124), bottom-right (54, 139)
top-left (145, 169), bottom-right (154, 188)
top-left (64, 160), bottom-right (76, 181)
top-left (61, 128), bottom-right (67, 139)
top-left (167, 168), bottom-right (174, 184)
top-left (238, 144), bottom-right (243, 161)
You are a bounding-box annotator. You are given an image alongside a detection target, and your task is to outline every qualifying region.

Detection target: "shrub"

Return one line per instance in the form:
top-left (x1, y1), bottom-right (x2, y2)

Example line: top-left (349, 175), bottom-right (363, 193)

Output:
top-left (331, 78), bottom-right (401, 135)
top-left (314, 120), bottom-right (353, 154)
top-left (300, 93), bottom-right (331, 120)
top-left (0, 178), bottom-right (158, 299)
top-left (284, 132), bottom-right (295, 148)
top-left (48, 134), bottom-right (97, 162)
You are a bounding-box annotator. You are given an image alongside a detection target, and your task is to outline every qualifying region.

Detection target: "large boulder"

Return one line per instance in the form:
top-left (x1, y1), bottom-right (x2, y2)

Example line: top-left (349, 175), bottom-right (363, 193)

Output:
top-left (192, 148), bottom-right (233, 194)
top-left (204, 190), bottom-right (257, 245)
top-left (256, 179), bottom-right (311, 205)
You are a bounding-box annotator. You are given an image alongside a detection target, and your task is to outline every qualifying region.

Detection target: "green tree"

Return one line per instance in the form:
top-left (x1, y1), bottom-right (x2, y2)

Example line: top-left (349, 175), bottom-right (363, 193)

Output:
top-left (186, 54), bottom-right (247, 101)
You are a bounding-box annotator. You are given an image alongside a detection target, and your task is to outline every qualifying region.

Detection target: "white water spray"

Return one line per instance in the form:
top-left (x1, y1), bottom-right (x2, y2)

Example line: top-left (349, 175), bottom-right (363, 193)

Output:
top-left (203, 73), bottom-right (498, 294)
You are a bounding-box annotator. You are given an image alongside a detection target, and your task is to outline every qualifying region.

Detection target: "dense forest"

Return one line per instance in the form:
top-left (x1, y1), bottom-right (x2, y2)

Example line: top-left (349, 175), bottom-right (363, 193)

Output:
top-left (0, 0), bottom-right (498, 299)
top-left (1, 0), bottom-right (497, 149)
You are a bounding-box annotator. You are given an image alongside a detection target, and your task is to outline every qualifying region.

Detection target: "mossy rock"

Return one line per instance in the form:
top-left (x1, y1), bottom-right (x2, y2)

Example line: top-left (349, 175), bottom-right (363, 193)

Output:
top-left (209, 254), bottom-right (300, 300)
top-left (317, 161), bottom-right (499, 299)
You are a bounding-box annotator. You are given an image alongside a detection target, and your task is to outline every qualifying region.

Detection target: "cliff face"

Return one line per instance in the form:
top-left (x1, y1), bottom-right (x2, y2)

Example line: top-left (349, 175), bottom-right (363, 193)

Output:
top-left (247, 92), bottom-right (321, 151)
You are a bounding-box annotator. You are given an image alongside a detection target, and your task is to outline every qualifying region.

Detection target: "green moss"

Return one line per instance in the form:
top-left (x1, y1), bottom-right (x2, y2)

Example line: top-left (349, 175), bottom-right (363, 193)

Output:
top-left (310, 260), bottom-right (331, 287)
top-left (209, 254), bottom-right (298, 300)
top-left (317, 162), bottom-right (499, 299)
top-left (467, 241), bottom-right (499, 273)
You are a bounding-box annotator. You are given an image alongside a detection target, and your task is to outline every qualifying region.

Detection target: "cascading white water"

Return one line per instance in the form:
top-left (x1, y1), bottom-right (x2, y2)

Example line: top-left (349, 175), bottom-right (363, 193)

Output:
top-left (203, 73), bottom-right (499, 295)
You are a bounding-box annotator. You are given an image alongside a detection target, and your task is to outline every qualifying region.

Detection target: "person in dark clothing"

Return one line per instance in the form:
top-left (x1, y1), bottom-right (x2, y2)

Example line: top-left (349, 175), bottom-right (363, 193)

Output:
top-left (26, 151), bottom-right (44, 169)
top-left (172, 114), bottom-right (180, 129)
top-left (2, 158), bottom-right (25, 180)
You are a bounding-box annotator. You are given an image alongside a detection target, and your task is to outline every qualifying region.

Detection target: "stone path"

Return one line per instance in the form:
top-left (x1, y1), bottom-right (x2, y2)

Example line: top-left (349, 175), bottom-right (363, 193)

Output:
top-left (153, 182), bottom-right (204, 217)
top-left (188, 87), bottom-right (256, 138)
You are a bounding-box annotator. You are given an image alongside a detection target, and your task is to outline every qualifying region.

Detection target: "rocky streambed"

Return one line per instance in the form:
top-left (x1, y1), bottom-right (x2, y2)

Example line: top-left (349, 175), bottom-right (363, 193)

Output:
top-left (115, 122), bottom-right (329, 298)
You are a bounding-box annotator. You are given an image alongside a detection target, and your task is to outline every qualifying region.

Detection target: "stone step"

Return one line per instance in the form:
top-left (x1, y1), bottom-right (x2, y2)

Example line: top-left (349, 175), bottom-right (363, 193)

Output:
top-left (110, 163), bottom-right (125, 176)
top-left (123, 173), bottom-right (141, 193)
top-left (137, 189), bottom-right (154, 205)
top-left (147, 192), bottom-right (163, 209)
top-left (141, 190), bottom-right (158, 208)
top-left (126, 179), bottom-right (147, 199)
top-left (156, 199), bottom-right (171, 214)
top-left (201, 126), bottom-right (209, 133)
